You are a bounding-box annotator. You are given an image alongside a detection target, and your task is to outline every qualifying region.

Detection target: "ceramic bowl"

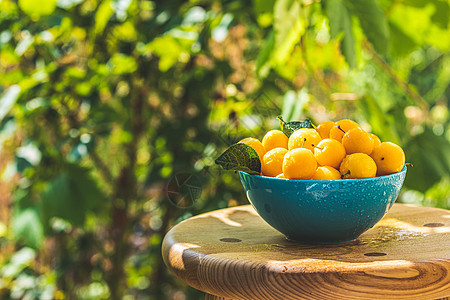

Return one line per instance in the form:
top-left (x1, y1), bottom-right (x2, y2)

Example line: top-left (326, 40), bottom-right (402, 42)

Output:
top-left (239, 166), bottom-right (407, 244)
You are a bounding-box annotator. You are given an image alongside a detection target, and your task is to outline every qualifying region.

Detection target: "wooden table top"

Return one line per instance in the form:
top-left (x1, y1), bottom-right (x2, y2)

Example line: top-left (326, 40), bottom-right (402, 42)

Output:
top-left (162, 204), bottom-right (450, 300)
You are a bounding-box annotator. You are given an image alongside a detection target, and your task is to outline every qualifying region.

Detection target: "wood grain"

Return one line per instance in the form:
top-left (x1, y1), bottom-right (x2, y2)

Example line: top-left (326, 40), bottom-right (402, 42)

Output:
top-left (204, 295), bottom-right (231, 300)
top-left (162, 204), bottom-right (450, 299)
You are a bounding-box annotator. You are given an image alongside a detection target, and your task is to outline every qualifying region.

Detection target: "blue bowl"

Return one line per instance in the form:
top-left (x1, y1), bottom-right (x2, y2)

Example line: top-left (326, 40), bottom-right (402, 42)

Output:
top-left (239, 166), bottom-right (407, 244)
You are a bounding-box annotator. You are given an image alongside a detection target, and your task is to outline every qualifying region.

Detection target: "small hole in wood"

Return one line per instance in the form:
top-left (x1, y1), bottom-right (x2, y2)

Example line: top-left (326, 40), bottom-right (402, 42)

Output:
top-left (364, 252), bottom-right (387, 257)
top-left (220, 238), bottom-right (241, 243)
top-left (423, 223), bottom-right (444, 227)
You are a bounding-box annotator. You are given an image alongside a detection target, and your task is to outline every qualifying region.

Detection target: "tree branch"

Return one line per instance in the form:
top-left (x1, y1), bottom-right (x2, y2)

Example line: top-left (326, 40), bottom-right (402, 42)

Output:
top-left (59, 97), bottom-right (115, 186)
top-left (106, 76), bottom-right (146, 300)
top-left (89, 150), bottom-right (115, 186)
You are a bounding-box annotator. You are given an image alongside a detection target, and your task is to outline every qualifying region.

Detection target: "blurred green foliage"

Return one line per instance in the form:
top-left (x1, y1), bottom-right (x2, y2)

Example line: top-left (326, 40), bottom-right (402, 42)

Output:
top-left (0, 0), bottom-right (448, 298)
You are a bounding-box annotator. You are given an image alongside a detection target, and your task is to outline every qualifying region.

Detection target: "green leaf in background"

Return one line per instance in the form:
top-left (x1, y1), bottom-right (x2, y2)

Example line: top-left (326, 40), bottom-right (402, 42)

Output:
top-left (403, 0), bottom-right (449, 29)
top-left (389, 1), bottom-right (449, 51)
top-left (146, 35), bottom-right (193, 72)
top-left (424, 177), bottom-right (450, 209)
top-left (428, 0), bottom-right (449, 29)
top-left (212, 13), bottom-right (234, 42)
top-left (95, 0), bottom-right (114, 35)
top-left (404, 129), bottom-right (450, 193)
top-left (253, 0), bottom-right (275, 27)
top-left (325, 0), bottom-right (356, 68)
top-left (344, 0), bottom-right (389, 54)
top-left (12, 208), bottom-right (43, 249)
top-left (108, 54), bottom-right (137, 74)
top-left (357, 96), bottom-right (400, 144)
top-left (389, 21), bottom-right (418, 57)
top-left (254, 0), bottom-right (275, 15)
top-left (215, 143), bottom-right (261, 175)
top-left (0, 247), bottom-right (36, 278)
top-left (11, 191), bottom-right (43, 249)
top-left (272, 0), bottom-right (306, 64)
top-left (42, 164), bottom-right (104, 226)
top-left (257, 0), bottom-right (307, 77)
top-left (0, 85), bottom-right (20, 122)
top-left (18, 0), bottom-right (56, 18)
top-left (278, 116), bottom-right (313, 137)
top-left (256, 30), bottom-right (275, 77)
top-left (281, 89), bottom-right (309, 122)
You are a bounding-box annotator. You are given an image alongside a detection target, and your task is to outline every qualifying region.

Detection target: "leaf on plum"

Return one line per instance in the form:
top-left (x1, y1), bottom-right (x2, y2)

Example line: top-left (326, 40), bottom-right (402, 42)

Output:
top-left (277, 116), bottom-right (314, 137)
top-left (215, 144), bottom-right (261, 175)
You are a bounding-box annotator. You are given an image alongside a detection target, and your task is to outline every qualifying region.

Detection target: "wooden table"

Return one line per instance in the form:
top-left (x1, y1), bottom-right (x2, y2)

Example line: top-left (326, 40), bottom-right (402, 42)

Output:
top-left (162, 204), bottom-right (450, 299)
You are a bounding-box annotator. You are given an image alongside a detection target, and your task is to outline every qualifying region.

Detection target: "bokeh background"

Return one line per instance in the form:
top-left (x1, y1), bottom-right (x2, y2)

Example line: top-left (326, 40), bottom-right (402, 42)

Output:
top-left (0, 0), bottom-right (449, 299)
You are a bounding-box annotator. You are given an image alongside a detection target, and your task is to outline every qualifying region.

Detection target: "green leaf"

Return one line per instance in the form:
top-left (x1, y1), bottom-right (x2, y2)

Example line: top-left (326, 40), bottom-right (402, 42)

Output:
top-left (344, 0), bottom-right (389, 54)
top-left (389, 2), bottom-right (449, 51)
top-left (95, 0), bottom-right (114, 35)
top-left (19, 0), bottom-right (56, 18)
top-left (256, 30), bottom-right (275, 77)
top-left (11, 190), bottom-right (43, 249)
top-left (403, 0), bottom-right (449, 29)
top-left (254, 0), bottom-right (276, 15)
top-left (389, 21), bottom-right (418, 56)
top-left (429, 0), bottom-right (449, 29)
top-left (424, 177), bottom-right (450, 210)
top-left (273, 0), bottom-right (306, 63)
top-left (256, 0), bottom-right (307, 76)
top-left (42, 164), bottom-right (104, 226)
top-left (278, 116), bottom-right (314, 137)
top-left (12, 203), bottom-right (44, 249)
top-left (325, 0), bottom-right (357, 68)
top-left (281, 89), bottom-right (309, 122)
top-left (108, 54), bottom-right (137, 74)
top-left (357, 96), bottom-right (400, 144)
top-left (404, 129), bottom-right (450, 192)
top-left (146, 35), bottom-right (193, 72)
top-left (254, 0), bottom-right (275, 27)
top-left (43, 173), bottom-right (83, 225)
top-left (215, 144), bottom-right (261, 175)
top-left (1, 247), bottom-right (36, 278)
top-left (273, 0), bottom-right (305, 59)
top-left (0, 85), bottom-right (20, 122)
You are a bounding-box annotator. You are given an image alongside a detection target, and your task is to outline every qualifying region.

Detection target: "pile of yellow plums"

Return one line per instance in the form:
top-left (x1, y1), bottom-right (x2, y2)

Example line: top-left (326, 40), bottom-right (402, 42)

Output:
top-left (239, 119), bottom-right (405, 180)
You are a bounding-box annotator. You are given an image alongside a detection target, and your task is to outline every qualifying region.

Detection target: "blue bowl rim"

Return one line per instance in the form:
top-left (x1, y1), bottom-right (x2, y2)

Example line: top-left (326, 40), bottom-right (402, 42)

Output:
top-left (239, 165), bottom-right (407, 183)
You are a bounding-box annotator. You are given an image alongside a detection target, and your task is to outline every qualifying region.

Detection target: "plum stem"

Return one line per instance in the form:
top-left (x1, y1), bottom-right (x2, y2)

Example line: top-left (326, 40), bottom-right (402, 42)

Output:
top-left (341, 171), bottom-right (350, 179)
